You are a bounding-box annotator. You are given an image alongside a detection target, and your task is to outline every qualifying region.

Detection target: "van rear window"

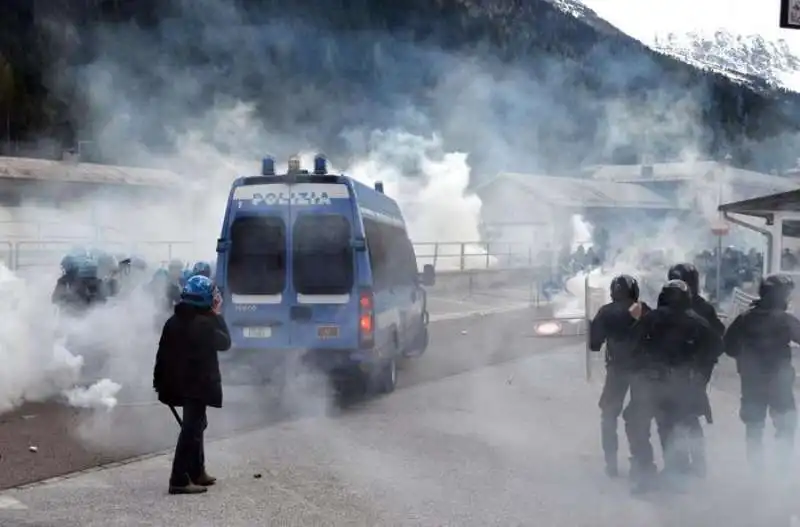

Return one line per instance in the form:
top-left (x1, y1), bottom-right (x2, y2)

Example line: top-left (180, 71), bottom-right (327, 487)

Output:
top-left (228, 216), bottom-right (286, 295)
top-left (293, 214), bottom-right (354, 295)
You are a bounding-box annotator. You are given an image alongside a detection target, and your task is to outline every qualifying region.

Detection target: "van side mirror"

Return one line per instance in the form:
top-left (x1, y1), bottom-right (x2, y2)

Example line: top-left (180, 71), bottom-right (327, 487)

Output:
top-left (216, 239), bottom-right (230, 253)
top-left (420, 264), bottom-right (435, 286)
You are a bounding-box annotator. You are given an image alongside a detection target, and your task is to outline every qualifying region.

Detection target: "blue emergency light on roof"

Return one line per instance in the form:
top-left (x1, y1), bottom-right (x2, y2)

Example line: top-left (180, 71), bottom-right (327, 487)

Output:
top-left (313, 155), bottom-right (326, 175)
top-left (374, 181), bottom-right (384, 193)
top-left (261, 156), bottom-right (275, 176)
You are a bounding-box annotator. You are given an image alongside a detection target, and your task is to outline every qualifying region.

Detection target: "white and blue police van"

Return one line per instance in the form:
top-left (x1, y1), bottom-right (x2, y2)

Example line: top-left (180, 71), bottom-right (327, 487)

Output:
top-left (214, 155), bottom-right (435, 394)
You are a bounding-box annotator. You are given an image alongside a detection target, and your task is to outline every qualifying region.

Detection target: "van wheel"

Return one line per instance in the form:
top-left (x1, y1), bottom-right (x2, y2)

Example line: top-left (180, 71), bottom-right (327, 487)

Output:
top-left (373, 358), bottom-right (397, 394)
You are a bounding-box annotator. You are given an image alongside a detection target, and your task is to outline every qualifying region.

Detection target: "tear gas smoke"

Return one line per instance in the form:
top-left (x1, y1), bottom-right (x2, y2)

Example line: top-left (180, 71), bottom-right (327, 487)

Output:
top-left (0, 0), bottom-right (785, 474)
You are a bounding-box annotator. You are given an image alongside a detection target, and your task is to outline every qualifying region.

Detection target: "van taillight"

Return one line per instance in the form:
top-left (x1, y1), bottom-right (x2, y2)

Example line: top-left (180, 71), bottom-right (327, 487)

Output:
top-left (359, 289), bottom-right (374, 348)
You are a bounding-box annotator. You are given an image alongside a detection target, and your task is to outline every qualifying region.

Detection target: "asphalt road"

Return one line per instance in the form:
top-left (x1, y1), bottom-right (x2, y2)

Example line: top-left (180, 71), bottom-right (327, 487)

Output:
top-left (0, 286), bottom-right (565, 491)
top-left (2, 343), bottom-right (798, 526)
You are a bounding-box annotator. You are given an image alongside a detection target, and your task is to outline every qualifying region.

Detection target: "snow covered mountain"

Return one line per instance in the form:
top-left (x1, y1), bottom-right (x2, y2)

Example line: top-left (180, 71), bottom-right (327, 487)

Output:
top-left (651, 31), bottom-right (800, 92)
top-left (568, 0), bottom-right (800, 93)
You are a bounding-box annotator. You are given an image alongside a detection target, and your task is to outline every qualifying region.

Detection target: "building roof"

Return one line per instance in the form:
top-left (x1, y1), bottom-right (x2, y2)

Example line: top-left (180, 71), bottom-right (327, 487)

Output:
top-left (0, 156), bottom-right (182, 187)
top-left (718, 188), bottom-right (800, 220)
top-left (580, 161), bottom-right (799, 193)
top-left (474, 172), bottom-right (680, 210)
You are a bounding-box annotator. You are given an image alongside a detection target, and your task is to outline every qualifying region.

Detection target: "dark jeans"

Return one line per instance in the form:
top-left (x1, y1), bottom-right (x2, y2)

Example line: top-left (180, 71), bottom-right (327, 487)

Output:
top-left (169, 401), bottom-right (208, 486)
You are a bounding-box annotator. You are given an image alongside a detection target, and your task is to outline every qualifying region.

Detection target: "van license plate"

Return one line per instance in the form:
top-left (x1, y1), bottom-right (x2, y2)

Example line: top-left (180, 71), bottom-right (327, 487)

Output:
top-left (317, 326), bottom-right (339, 339)
top-left (244, 326), bottom-right (272, 338)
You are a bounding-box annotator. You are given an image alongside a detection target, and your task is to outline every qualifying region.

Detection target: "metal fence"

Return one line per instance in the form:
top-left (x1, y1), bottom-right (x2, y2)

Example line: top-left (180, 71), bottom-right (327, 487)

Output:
top-left (0, 239), bottom-right (201, 272)
top-left (412, 242), bottom-right (542, 271)
top-left (0, 238), bottom-right (541, 273)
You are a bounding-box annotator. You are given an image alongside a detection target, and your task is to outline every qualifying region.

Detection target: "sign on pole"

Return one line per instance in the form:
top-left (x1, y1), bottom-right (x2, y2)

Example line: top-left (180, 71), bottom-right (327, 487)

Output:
top-left (780, 0), bottom-right (800, 29)
top-left (710, 220), bottom-right (730, 236)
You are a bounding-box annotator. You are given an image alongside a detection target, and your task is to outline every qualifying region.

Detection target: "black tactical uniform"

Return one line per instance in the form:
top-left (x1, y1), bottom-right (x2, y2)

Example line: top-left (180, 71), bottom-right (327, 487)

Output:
top-left (724, 274), bottom-right (800, 471)
top-left (625, 280), bottom-right (723, 494)
top-left (666, 263), bottom-right (725, 477)
top-left (589, 275), bottom-right (652, 477)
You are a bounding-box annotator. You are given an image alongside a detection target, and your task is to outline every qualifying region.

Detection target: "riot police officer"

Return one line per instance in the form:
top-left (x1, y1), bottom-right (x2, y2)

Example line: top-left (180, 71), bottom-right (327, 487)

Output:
top-left (625, 280), bottom-right (722, 494)
top-left (724, 274), bottom-right (800, 471)
top-left (589, 274), bottom-right (651, 477)
top-left (666, 263), bottom-right (725, 477)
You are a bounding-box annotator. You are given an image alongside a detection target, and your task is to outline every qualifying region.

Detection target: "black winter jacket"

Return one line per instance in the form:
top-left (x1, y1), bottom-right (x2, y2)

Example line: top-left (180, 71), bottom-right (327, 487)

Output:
top-left (153, 303), bottom-right (231, 408)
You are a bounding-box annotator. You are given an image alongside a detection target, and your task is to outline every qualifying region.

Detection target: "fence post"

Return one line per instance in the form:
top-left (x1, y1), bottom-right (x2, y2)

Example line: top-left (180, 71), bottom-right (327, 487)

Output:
top-left (485, 243), bottom-right (490, 269)
top-left (433, 243), bottom-right (439, 269)
top-left (459, 243), bottom-right (466, 271)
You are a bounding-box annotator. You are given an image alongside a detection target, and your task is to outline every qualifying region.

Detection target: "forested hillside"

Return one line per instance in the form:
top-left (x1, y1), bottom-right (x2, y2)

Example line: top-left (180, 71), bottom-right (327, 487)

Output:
top-left (1, 0), bottom-right (799, 172)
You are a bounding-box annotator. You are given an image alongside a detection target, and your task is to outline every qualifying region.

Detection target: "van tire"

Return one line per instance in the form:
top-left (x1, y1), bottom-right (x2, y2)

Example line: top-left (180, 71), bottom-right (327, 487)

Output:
top-left (378, 358), bottom-right (397, 394)
top-left (369, 357), bottom-right (396, 395)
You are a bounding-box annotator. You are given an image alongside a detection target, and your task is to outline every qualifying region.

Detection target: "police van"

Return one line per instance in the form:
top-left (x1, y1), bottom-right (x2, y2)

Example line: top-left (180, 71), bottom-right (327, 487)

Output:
top-left (214, 155), bottom-right (435, 394)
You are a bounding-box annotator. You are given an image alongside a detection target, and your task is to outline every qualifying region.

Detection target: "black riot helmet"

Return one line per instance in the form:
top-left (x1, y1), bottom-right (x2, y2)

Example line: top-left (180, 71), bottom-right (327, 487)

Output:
top-left (657, 279), bottom-right (692, 310)
top-left (610, 274), bottom-right (639, 302)
top-left (667, 263), bottom-right (700, 296)
top-left (759, 274), bottom-right (795, 306)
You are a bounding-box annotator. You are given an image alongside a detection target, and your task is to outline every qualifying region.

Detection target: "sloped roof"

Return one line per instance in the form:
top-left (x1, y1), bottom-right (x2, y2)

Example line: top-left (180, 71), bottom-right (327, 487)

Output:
top-left (474, 172), bottom-right (681, 210)
top-left (718, 188), bottom-right (800, 220)
top-left (580, 161), bottom-right (799, 193)
top-left (0, 156), bottom-right (182, 187)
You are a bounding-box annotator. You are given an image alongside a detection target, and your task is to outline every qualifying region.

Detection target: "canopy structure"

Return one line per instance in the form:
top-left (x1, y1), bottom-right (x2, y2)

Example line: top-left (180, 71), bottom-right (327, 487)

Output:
top-left (718, 188), bottom-right (800, 222)
top-left (718, 188), bottom-right (800, 275)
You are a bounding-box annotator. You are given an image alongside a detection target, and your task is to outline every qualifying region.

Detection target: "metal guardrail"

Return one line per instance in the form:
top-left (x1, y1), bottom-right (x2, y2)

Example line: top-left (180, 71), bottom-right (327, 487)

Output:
top-left (0, 239), bottom-right (541, 273)
top-left (0, 240), bottom-right (200, 272)
top-left (412, 242), bottom-right (541, 271)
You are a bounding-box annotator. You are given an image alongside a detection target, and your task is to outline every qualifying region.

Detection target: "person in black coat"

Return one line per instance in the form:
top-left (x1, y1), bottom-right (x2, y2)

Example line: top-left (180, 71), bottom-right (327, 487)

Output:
top-left (589, 274), bottom-right (652, 477)
top-left (724, 274), bottom-right (800, 471)
top-left (624, 280), bottom-right (723, 494)
top-left (153, 275), bottom-right (231, 495)
top-left (666, 263), bottom-right (725, 477)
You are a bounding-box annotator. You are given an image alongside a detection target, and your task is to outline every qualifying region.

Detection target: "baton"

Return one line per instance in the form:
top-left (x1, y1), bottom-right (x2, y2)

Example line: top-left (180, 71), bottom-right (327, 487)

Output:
top-left (168, 405), bottom-right (183, 427)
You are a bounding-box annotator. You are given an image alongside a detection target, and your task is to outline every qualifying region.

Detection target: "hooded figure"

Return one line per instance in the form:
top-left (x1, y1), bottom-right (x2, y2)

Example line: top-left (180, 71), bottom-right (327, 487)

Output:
top-left (153, 275), bottom-right (231, 495)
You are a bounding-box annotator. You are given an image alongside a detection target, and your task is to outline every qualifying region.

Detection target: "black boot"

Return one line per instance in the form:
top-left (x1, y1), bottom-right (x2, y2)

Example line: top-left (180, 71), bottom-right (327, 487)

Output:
top-left (604, 455), bottom-right (619, 478)
top-left (746, 426), bottom-right (765, 472)
top-left (630, 460), bottom-right (658, 495)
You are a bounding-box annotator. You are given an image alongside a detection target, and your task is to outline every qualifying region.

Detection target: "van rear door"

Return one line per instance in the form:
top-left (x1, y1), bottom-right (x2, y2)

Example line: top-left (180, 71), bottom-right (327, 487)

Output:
top-left (288, 182), bottom-right (359, 350)
top-left (224, 183), bottom-right (292, 349)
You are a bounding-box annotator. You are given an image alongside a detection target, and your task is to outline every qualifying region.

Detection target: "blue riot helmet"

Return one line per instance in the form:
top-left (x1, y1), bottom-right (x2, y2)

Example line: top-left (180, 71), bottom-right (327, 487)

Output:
top-left (68, 246), bottom-right (89, 259)
top-left (191, 261), bottom-right (212, 278)
top-left (180, 275), bottom-right (215, 308)
top-left (76, 257), bottom-right (100, 279)
top-left (60, 254), bottom-right (80, 275)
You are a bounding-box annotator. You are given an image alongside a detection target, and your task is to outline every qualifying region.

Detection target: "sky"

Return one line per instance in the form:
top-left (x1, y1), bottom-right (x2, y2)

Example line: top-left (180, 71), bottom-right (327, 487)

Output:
top-left (579, 0), bottom-right (800, 50)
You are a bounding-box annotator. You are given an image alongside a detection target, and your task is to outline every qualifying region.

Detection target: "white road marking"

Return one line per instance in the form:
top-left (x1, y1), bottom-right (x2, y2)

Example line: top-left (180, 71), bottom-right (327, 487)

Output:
top-left (427, 295), bottom-right (486, 307)
top-left (428, 304), bottom-right (530, 322)
top-left (0, 495), bottom-right (27, 509)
